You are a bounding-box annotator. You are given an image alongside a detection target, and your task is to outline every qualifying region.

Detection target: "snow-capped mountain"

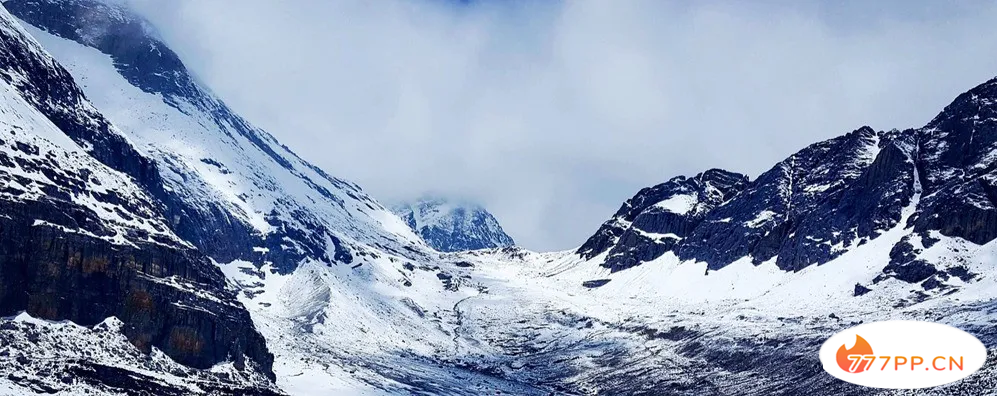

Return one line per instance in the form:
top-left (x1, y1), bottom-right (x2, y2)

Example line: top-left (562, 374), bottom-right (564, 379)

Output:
top-left (391, 196), bottom-right (515, 252)
top-left (0, 4), bottom-right (274, 393)
top-left (577, 99), bottom-right (995, 299)
top-left (0, 0), bottom-right (996, 395)
top-left (4, 0), bottom-right (423, 275)
top-left (0, 0), bottom-right (516, 393)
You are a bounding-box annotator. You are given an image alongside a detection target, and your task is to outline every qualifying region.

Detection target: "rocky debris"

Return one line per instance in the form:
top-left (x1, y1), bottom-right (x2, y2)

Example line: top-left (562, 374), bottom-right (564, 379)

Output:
top-left (581, 279), bottom-right (612, 288)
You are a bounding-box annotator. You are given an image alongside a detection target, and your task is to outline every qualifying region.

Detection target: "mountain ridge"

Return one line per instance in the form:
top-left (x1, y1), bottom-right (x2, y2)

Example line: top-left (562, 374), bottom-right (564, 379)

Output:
top-left (0, 1), bottom-right (996, 394)
top-left (5, 0), bottom-right (425, 275)
top-left (0, 3), bottom-right (275, 387)
top-left (391, 196), bottom-right (515, 252)
top-left (577, 79), bottom-right (997, 296)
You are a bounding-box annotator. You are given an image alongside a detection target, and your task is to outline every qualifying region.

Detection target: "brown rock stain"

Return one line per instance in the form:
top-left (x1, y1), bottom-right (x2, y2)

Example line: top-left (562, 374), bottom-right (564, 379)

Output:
top-left (81, 256), bottom-right (109, 274)
top-left (124, 290), bottom-right (154, 313)
top-left (168, 326), bottom-right (205, 356)
top-left (27, 294), bottom-right (58, 318)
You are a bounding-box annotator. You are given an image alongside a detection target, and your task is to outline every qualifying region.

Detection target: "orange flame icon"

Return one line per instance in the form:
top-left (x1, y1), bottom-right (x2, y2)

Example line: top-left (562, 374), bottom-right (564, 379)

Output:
top-left (836, 335), bottom-right (875, 373)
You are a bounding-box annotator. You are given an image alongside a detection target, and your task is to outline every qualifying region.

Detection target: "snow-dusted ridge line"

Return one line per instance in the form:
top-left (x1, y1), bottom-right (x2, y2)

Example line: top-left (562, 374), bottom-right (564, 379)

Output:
top-left (9, 0), bottom-right (424, 274)
top-left (3, 0), bottom-right (997, 394)
top-left (392, 196), bottom-right (515, 252)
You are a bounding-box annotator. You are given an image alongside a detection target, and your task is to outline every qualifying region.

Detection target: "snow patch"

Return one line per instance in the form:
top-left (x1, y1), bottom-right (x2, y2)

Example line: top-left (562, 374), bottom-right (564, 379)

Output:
top-left (653, 194), bottom-right (696, 215)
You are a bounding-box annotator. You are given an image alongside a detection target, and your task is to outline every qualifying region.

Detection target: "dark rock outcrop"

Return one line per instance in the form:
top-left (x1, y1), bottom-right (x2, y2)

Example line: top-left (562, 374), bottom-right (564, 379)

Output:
top-left (0, 200), bottom-right (273, 376)
top-left (0, 3), bottom-right (275, 382)
top-left (912, 77), bottom-right (997, 245)
top-left (677, 127), bottom-right (882, 270)
top-left (0, 3), bottom-right (162, 190)
top-left (578, 169), bottom-right (747, 271)
top-left (0, 0), bottom-right (264, 269)
top-left (582, 279), bottom-right (612, 288)
top-left (578, 75), bottom-right (997, 283)
top-left (770, 130), bottom-right (917, 271)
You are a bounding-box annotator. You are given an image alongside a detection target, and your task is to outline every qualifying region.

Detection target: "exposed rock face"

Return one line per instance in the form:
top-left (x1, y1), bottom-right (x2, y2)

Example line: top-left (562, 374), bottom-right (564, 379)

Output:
top-left (6, 0), bottom-right (386, 274)
top-left (0, 2), bottom-right (274, 383)
top-left (0, 314), bottom-right (282, 395)
top-left (0, 1), bottom-right (161, 188)
top-left (578, 77), bottom-right (997, 286)
top-left (772, 130), bottom-right (918, 271)
top-left (4, 0), bottom-right (270, 268)
top-left (0, 203), bottom-right (273, 375)
top-left (676, 127), bottom-right (883, 270)
top-left (392, 197), bottom-right (515, 252)
top-left (0, 0), bottom-right (266, 271)
top-left (913, 77), bottom-right (997, 245)
top-left (578, 169), bottom-right (748, 272)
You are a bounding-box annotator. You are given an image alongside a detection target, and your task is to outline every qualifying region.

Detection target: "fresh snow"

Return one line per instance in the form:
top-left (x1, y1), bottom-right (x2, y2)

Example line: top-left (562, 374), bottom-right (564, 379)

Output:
top-left (23, 22), bottom-right (423, 253)
top-left (0, 312), bottom-right (276, 395)
top-left (3, 5), bottom-right (997, 395)
top-left (652, 193), bottom-right (696, 214)
top-left (744, 209), bottom-right (777, 228)
top-left (0, 62), bottom-right (181, 247)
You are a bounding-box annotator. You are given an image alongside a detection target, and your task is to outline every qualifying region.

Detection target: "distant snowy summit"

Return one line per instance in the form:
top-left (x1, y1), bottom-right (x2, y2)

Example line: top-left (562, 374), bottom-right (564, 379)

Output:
top-left (392, 197), bottom-right (515, 252)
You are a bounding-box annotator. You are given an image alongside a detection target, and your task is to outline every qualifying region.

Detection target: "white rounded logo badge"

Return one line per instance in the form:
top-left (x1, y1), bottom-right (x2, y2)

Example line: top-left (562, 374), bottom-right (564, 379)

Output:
top-left (819, 320), bottom-right (988, 389)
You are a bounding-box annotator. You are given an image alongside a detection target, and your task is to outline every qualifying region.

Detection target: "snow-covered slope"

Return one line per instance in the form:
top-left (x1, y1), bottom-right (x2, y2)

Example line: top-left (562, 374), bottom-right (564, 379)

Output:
top-left (3, 1), bottom-right (508, 394)
top-left (0, 313), bottom-right (280, 395)
top-left (392, 196), bottom-right (515, 252)
top-left (6, 0), bottom-right (424, 274)
top-left (0, 4), bottom-right (274, 393)
top-left (0, 1), bottom-right (171, 246)
top-left (2, 0), bottom-right (997, 394)
top-left (0, 65), bottom-right (173, 248)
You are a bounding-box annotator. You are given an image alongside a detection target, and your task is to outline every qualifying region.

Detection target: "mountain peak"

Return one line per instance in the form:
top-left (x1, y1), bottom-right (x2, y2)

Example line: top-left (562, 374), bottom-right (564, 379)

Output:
top-left (576, 168), bottom-right (749, 271)
top-left (392, 196), bottom-right (515, 252)
top-left (6, 0), bottom-right (192, 100)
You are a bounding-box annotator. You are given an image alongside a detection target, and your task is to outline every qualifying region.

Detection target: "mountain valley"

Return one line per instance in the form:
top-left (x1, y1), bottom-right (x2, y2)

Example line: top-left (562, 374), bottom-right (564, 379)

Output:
top-left (0, 1), bottom-right (995, 395)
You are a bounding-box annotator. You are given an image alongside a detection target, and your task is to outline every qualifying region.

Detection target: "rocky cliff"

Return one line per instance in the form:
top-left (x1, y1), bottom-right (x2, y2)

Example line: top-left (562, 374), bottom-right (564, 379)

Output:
top-left (0, 3), bottom-right (275, 389)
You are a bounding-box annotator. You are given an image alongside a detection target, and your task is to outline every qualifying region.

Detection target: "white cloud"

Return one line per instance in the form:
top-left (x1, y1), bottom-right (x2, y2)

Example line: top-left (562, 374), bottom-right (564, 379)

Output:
top-left (126, 0), bottom-right (997, 251)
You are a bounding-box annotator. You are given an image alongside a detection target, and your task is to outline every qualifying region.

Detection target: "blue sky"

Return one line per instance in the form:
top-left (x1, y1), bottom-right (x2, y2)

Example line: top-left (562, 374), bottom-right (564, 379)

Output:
top-left (131, 0), bottom-right (997, 251)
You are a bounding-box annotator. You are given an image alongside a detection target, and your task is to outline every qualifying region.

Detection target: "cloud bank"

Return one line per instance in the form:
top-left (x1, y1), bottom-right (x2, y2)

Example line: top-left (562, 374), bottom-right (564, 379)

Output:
top-left (126, 0), bottom-right (997, 251)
